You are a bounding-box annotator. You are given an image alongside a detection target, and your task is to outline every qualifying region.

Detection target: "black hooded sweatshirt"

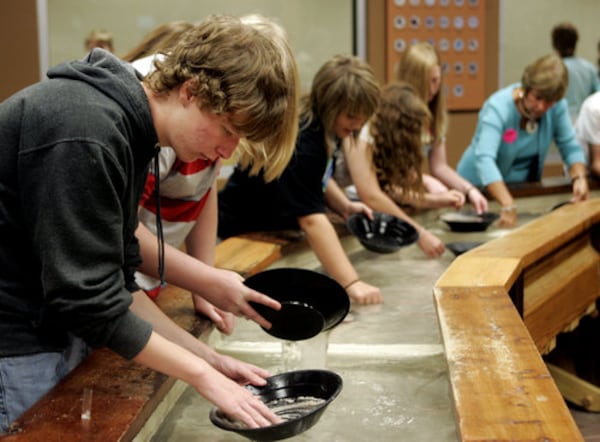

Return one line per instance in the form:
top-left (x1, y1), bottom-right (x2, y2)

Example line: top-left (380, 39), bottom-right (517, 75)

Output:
top-left (0, 49), bottom-right (157, 359)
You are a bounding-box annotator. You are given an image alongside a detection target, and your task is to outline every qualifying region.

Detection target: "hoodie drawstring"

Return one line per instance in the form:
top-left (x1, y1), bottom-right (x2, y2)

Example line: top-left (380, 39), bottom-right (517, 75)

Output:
top-left (153, 144), bottom-right (166, 287)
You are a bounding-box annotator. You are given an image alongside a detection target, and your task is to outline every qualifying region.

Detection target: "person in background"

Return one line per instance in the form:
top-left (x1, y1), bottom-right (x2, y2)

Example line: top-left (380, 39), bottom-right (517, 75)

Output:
top-left (128, 15), bottom-right (299, 336)
top-left (457, 53), bottom-right (589, 228)
top-left (0, 15), bottom-right (299, 433)
top-left (551, 22), bottom-right (600, 123)
top-left (219, 55), bottom-right (383, 305)
top-left (338, 82), bottom-right (445, 258)
top-left (395, 42), bottom-right (488, 214)
top-left (121, 20), bottom-right (193, 65)
top-left (575, 91), bottom-right (600, 177)
top-left (84, 28), bottom-right (114, 53)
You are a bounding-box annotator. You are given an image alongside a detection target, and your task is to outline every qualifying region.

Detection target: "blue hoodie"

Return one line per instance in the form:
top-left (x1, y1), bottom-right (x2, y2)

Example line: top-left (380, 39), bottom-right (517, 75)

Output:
top-left (0, 49), bottom-right (157, 359)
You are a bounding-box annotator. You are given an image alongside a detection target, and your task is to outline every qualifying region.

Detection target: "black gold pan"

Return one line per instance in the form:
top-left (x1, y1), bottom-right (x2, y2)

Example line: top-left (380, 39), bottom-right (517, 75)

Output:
top-left (440, 211), bottom-right (498, 232)
top-left (446, 241), bottom-right (484, 257)
top-left (210, 369), bottom-right (343, 441)
top-left (346, 212), bottom-right (419, 253)
top-left (245, 268), bottom-right (350, 341)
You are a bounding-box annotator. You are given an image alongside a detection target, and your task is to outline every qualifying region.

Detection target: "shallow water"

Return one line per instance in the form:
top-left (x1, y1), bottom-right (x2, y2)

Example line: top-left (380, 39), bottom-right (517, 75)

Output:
top-left (148, 193), bottom-right (585, 442)
top-left (151, 232), bottom-right (457, 441)
top-left (151, 351), bottom-right (456, 442)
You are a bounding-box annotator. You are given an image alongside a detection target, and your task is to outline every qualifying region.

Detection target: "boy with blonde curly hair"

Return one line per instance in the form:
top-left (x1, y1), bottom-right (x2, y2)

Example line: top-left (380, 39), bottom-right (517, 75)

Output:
top-left (0, 14), bottom-right (297, 433)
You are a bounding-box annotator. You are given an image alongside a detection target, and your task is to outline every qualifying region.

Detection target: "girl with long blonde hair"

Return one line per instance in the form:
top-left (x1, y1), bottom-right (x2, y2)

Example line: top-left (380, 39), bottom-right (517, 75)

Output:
top-left (396, 42), bottom-right (488, 213)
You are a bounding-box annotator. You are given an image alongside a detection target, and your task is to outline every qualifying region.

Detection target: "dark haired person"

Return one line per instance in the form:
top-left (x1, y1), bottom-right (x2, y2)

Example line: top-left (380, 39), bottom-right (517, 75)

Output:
top-left (551, 22), bottom-right (600, 122)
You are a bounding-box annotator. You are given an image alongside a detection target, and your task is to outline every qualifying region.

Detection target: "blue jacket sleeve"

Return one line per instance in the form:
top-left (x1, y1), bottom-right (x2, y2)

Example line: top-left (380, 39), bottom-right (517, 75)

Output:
top-left (472, 102), bottom-right (506, 186)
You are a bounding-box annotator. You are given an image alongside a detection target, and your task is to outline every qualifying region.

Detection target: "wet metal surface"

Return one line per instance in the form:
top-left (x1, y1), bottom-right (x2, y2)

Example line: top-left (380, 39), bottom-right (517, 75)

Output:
top-left (149, 193), bottom-right (600, 441)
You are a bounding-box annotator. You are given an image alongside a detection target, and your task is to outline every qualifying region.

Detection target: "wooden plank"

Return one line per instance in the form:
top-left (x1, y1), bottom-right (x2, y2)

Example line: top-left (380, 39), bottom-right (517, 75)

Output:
top-left (523, 239), bottom-right (600, 353)
top-left (0, 350), bottom-right (173, 442)
top-left (454, 199), bottom-right (600, 268)
top-left (0, 284), bottom-right (212, 442)
top-left (522, 236), bottom-right (598, 313)
top-left (435, 256), bottom-right (521, 289)
top-left (215, 237), bottom-right (282, 277)
top-left (506, 177), bottom-right (572, 197)
top-left (435, 286), bottom-right (583, 441)
top-left (547, 363), bottom-right (600, 412)
top-left (433, 199), bottom-right (600, 441)
top-left (504, 176), bottom-right (600, 198)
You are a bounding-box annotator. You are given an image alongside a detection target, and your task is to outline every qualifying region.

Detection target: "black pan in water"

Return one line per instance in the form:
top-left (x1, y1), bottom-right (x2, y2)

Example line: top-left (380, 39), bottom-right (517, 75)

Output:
top-left (440, 211), bottom-right (498, 232)
top-left (550, 201), bottom-right (571, 211)
top-left (246, 268), bottom-right (350, 341)
top-left (346, 212), bottom-right (419, 253)
top-left (210, 369), bottom-right (343, 441)
top-left (446, 241), bottom-right (483, 257)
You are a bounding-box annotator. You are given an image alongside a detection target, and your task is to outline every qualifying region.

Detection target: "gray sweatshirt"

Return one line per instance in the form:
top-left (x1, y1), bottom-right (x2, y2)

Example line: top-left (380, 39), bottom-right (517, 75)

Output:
top-left (0, 49), bottom-right (157, 359)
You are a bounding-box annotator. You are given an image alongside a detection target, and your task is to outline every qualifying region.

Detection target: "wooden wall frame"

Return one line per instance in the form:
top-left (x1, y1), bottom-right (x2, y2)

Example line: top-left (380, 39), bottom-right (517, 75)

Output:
top-left (0, 0), bottom-right (40, 101)
top-left (366, 0), bottom-right (499, 169)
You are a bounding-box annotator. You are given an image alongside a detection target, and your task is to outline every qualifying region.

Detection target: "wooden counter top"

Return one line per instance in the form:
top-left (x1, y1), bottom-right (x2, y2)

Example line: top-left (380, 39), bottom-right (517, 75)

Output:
top-left (0, 284), bottom-right (212, 442)
top-left (434, 198), bottom-right (600, 441)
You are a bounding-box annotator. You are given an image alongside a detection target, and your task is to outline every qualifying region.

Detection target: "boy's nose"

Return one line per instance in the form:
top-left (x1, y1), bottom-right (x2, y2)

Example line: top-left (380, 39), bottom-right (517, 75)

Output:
top-left (216, 137), bottom-right (240, 159)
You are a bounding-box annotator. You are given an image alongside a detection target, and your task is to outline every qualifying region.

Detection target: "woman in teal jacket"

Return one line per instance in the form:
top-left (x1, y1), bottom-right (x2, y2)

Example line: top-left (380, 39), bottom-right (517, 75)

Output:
top-left (457, 53), bottom-right (588, 227)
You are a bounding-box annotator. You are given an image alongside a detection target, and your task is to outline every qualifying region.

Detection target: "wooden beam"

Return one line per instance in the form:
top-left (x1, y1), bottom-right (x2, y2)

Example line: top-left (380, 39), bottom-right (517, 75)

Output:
top-left (547, 363), bottom-right (600, 412)
top-left (435, 286), bottom-right (583, 441)
top-left (0, 284), bottom-right (212, 442)
top-left (434, 199), bottom-right (600, 441)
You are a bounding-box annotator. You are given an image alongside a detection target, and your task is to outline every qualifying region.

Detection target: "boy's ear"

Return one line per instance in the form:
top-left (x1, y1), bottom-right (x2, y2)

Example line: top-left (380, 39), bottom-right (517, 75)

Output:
top-left (178, 80), bottom-right (195, 105)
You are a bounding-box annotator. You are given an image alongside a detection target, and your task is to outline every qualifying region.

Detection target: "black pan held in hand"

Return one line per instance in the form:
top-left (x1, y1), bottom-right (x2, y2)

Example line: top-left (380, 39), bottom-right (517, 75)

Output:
top-left (346, 212), bottom-right (419, 253)
top-left (446, 241), bottom-right (483, 257)
top-left (440, 211), bottom-right (499, 232)
top-left (245, 268), bottom-right (350, 341)
top-left (210, 369), bottom-right (343, 441)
